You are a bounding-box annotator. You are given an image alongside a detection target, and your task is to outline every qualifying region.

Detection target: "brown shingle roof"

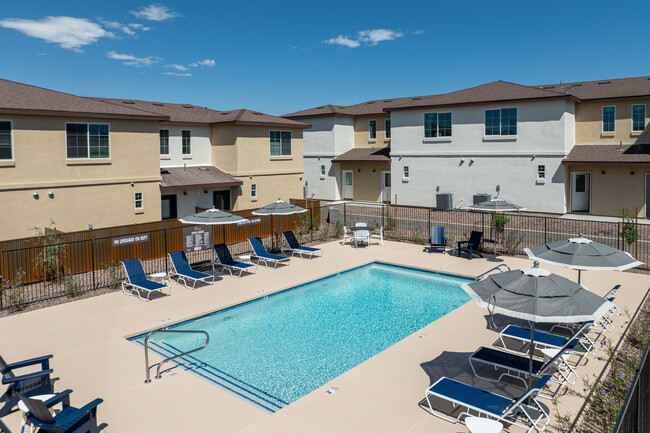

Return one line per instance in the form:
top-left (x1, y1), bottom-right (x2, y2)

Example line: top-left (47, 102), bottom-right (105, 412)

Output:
top-left (331, 147), bottom-right (390, 163)
top-left (534, 76), bottom-right (650, 101)
top-left (284, 97), bottom-right (415, 119)
top-left (160, 165), bottom-right (243, 190)
top-left (563, 144), bottom-right (650, 165)
top-left (0, 79), bottom-right (168, 120)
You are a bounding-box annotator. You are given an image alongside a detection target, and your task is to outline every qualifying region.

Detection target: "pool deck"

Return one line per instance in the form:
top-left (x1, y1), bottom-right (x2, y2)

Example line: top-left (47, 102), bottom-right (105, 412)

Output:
top-left (1, 240), bottom-right (648, 432)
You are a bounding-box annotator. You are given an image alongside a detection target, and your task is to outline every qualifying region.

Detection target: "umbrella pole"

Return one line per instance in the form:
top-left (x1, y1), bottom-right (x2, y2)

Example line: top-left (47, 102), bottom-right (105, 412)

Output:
top-left (578, 270), bottom-right (581, 285)
top-left (528, 323), bottom-right (535, 389)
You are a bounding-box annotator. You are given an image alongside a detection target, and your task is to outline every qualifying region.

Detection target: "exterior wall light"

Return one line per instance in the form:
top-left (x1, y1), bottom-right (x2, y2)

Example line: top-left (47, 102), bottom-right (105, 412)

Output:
top-left (48, 191), bottom-right (54, 198)
top-left (32, 192), bottom-right (39, 199)
top-left (88, 223), bottom-right (93, 230)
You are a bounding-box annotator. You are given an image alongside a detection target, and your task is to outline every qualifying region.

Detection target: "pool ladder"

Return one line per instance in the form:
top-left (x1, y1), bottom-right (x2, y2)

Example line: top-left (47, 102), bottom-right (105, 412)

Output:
top-left (475, 264), bottom-right (511, 281)
top-left (143, 329), bottom-right (209, 383)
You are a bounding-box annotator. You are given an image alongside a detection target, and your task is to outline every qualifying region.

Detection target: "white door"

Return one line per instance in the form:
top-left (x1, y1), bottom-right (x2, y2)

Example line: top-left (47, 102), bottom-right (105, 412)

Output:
top-left (571, 172), bottom-right (590, 212)
top-left (381, 171), bottom-right (391, 203)
top-left (342, 170), bottom-right (353, 199)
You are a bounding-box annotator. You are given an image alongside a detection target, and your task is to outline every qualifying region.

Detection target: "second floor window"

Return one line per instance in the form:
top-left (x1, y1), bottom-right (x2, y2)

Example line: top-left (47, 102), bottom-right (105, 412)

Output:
top-left (320, 165), bottom-right (326, 177)
top-left (403, 166), bottom-right (410, 178)
top-left (369, 120), bottom-right (377, 139)
top-left (385, 119), bottom-right (391, 139)
top-left (134, 192), bottom-right (143, 209)
top-left (0, 121), bottom-right (12, 160)
top-left (66, 123), bottom-right (109, 159)
top-left (159, 130), bottom-right (169, 155)
top-left (251, 183), bottom-right (257, 198)
top-left (424, 112), bottom-right (452, 138)
top-left (633, 104), bottom-right (646, 132)
top-left (270, 131), bottom-right (291, 156)
top-left (485, 108), bottom-right (517, 136)
top-left (602, 106), bottom-right (615, 132)
top-left (538, 165), bottom-right (546, 179)
top-left (182, 130), bottom-right (191, 154)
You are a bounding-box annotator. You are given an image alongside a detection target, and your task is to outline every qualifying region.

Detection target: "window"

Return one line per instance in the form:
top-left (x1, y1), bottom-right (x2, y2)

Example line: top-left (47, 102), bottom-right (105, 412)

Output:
top-left (424, 112), bottom-right (452, 138)
top-left (0, 121), bottom-right (12, 160)
top-left (633, 104), bottom-right (646, 132)
top-left (403, 166), bottom-right (410, 179)
top-left (485, 108), bottom-right (517, 136)
top-left (182, 130), bottom-right (191, 155)
top-left (385, 119), bottom-right (391, 139)
top-left (320, 165), bottom-right (326, 178)
top-left (134, 192), bottom-right (143, 209)
top-left (369, 120), bottom-right (377, 139)
top-left (66, 123), bottom-right (109, 159)
top-left (159, 130), bottom-right (169, 155)
top-left (602, 106), bottom-right (615, 132)
top-left (270, 131), bottom-right (291, 156)
top-left (538, 165), bottom-right (546, 179)
top-left (251, 183), bottom-right (257, 198)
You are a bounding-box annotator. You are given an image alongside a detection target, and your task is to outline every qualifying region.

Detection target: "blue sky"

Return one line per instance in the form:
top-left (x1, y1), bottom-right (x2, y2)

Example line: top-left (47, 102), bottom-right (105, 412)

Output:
top-left (1, 1), bottom-right (649, 115)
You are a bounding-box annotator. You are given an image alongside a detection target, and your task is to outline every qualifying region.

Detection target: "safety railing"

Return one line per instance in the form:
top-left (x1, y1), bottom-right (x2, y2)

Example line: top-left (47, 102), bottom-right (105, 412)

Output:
top-left (475, 264), bottom-right (511, 281)
top-left (143, 329), bottom-right (209, 383)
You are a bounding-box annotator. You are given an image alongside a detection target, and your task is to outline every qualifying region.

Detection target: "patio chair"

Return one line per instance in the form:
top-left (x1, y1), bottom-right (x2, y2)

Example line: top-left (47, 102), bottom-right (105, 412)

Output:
top-left (425, 374), bottom-right (551, 432)
top-left (469, 339), bottom-right (579, 398)
top-left (248, 237), bottom-right (290, 268)
top-left (354, 229), bottom-right (370, 248)
top-left (370, 227), bottom-right (383, 246)
top-left (428, 226), bottom-right (447, 253)
top-left (456, 231), bottom-right (483, 259)
top-left (168, 251), bottom-right (215, 289)
top-left (282, 231), bottom-right (323, 259)
top-left (120, 259), bottom-right (170, 301)
top-left (0, 354), bottom-right (54, 417)
top-left (212, 243), bottom-right (257, 277)
top-left (342, 226), bottom-right (353, 245)
top-left (18, 390), bottom-right (103, 433)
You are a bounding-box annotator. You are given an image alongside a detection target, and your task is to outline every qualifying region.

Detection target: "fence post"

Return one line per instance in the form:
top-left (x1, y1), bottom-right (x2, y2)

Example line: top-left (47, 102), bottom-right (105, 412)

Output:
top-left (310, 210), bottom-right (314, 243)
top-left (544, 217), bottom-right (548, 244)
top-left (344, 203), bottom-right (347, 227)
top-left (163, 229), bottom-right (168, 274)
top-left (90, 239), bottom-right (96, 290)
top-left (617, 222), bottom-right (621, 250)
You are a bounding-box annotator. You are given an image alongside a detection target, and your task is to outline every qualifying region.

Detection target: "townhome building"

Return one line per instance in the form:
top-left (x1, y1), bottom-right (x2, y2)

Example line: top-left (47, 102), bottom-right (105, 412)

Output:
top-left (0, 79), bottom-right (166, 240)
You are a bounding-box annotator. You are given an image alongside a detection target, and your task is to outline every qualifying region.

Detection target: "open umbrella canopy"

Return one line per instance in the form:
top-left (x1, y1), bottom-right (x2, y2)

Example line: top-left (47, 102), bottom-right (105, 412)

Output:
top-left (251, 199), bottom-right (307, 216)
top-left (178, 208), bottom-right (247, 225)
top-left (467, 199), bottom-right (526, 212)
top-left (524, 234), bottom-right (643, 271)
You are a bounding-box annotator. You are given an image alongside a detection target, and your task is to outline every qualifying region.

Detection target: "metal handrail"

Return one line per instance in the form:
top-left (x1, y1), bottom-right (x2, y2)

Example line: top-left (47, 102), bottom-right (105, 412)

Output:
top-left (143, 329), bottom-right (209, 383)
top-left (475, 264), bottom-right (511, 281)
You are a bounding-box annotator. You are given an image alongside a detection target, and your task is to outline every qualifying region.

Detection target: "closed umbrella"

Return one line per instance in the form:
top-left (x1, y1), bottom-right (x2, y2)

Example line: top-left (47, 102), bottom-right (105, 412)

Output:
top-left (524, 233), bottom-right (643, 283)
top-left (461, 261), bottom-right (614, 388)
top-left (467, 199), bottom-right (526, 260)
top-left (252, 199), bottom-right (307, 250)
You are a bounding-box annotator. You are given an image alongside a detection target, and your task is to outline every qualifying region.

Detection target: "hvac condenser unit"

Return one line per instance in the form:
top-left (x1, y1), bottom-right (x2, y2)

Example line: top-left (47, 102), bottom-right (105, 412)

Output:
top-left (436, 193), bottom-right (454, 211)
top-left (473, 193), bottom-right (491, 205)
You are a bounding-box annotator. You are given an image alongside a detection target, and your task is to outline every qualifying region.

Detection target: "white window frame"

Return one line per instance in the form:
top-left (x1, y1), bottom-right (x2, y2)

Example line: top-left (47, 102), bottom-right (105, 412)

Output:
top-left (0, 119), bottom-right (14, 161)
top-left (269, 130), bottom-right (292, 157)
top-left (181, 130), bottom-right (191, 155)
top-left (65, 122), bottom-right (111, 160)
top-left (602, 106), bottom-right (616, 133)
top-left (159, 129), bottom-right (170, 156)
top-left (632, 104), bottom-right (646, 133)
top-left (251, 183), bottom-right (257, 198)
top-left (537, 165), bottom-right (546, 179)
top-left (369, 120), bottom-right (377, 140)
top-left (320, 164), bottom-right (326, 179)
top-left (424, 112), bottom-right (453, 139)
top-left (403, 165), bottom-right (410, 180)
top-left (484, 108), bottom-right (517, 138)
top-left (134, 192), bottom-right (143, 209)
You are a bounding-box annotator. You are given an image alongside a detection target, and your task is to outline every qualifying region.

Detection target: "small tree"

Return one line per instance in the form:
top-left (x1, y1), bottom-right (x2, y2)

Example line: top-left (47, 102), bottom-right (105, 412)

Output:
top-left (29, 220), bottom-right (66, 282)
top-left (620, 209), bottom-right (638, 251)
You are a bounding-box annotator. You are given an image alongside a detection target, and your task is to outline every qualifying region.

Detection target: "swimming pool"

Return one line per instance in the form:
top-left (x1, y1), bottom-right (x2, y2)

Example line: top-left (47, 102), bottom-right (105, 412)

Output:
top-left (129, 262), bottom-right (471, 412)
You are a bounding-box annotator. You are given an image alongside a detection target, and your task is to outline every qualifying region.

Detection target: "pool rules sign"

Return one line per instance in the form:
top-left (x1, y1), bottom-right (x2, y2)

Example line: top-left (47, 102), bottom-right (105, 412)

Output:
top-left (183, 226), bottom-right (212, 253)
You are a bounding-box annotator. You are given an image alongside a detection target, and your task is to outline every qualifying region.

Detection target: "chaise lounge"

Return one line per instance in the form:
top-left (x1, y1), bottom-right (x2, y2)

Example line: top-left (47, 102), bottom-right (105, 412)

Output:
top-left (248, 237), bottom-right (290, 268)
top-left (120, 259), bottom-right (170, 301)
top-left (168, 251), bottom-right (215, 289)
top-left (212, 243), bottom-right (257, 277)
top-left (282, 231), bottom-right (323, 259)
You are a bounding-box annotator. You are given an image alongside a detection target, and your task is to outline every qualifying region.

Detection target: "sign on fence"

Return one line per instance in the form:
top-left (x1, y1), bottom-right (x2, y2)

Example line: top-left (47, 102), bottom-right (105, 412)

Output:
top-left (237, 218), bottom-right (261, 226)
top-left (183, 226), bottom-right (212, 253)
top-left (112, 233), bottom-right (150, 246)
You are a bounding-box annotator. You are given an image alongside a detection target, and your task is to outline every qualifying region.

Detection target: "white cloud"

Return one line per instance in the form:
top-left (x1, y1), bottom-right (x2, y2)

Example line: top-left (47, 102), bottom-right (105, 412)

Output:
top-left (129, 23), bottom-right (142, 29)
top-left (0, 16), bottom-right (115, 52)
top-left (121, 26), bottom-right (136, 36)
top-left (357, 29), bottom-right (403, 46)
top-left (414, 29), bottom-right (425, 35)
top-left (189, 59), bottom-right (215, 68)
top-left (102, 20), bottom-right (122, 29)
top-left (165, 63), bottom-right (189, 71)
top-left (163, 71), bottom-right (191, 77)
top-left (324, 35), bottom-right (360, 48)
top-left (107, 50), bottom-right (161, 67)
top-left (130, 4), bottom-right (179, 21)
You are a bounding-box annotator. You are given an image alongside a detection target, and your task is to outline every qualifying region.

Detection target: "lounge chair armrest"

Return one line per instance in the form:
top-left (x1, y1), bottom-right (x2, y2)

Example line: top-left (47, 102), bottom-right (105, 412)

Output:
top-left (457, 240), bottom-right (469, 246)
top-left (74, 398), bottom-right (104, 416)
top-left (43, 389), bottom-right (73, 408)
top-left (32, 398), bottom-right (103, 430)
top-left (3, 354), bottom-right (52, 373)
top-left (2, 368), bottom-right (53, 385)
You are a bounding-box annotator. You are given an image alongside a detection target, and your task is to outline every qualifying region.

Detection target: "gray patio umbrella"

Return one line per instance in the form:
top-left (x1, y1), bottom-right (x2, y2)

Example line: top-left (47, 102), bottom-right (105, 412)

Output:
top-left (461, 261), bottom-right (614, 388)
top-left (252, 199), bottom-right (307, 249)
top-left (467, 199), bottom-right (526, 260)
top-left (524, 233), bottom-right (643, 283)
top-left (179, 208), bottom-right (247, 225)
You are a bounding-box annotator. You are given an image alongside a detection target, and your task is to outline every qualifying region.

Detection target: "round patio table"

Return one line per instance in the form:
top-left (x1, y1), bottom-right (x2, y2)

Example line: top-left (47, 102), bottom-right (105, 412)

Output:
top-left (465, 416), bottom-right (503, 433)
top-left (349, 226), bottom-right (375, 232)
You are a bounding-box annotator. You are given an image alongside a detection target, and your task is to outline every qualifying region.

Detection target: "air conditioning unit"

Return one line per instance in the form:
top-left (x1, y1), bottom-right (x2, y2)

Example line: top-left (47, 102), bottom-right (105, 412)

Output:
top-left (473, 193), bottom-right (491, 205)
top-left (436, 193), bottom-right (454, 210)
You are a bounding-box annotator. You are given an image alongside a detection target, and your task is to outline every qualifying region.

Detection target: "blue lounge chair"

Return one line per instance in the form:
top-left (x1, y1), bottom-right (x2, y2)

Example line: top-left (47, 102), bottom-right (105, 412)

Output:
top-left (469, 339), bottom-right (579, 398)
top-left (19, 390), bottom-right (103, 433)
top-left (212, 243), bottom-right (257, 277)
top-left (248, 237), bottom-right (290, 268)
top-left (428, 226), bottom-right (447, 253)
top-left (456, 230), bottom-right (483, 259)
top-left (282, 231), bottom-right (323, 259)
top-left (168, 251), bottom-right (215, 289)
top-left (120, 259), bottom-right (170, 301)
top-left (1, 353), bottom-right (55, 417)
top-left (425, 374), bottom-right (551, 432)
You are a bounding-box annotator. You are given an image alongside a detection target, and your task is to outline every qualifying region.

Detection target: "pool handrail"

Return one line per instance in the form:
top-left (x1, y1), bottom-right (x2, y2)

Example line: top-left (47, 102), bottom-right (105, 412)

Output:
top-left (143, 329), bottom-right (209, 383)
top-left (475, 264), bottom-right (511, 281)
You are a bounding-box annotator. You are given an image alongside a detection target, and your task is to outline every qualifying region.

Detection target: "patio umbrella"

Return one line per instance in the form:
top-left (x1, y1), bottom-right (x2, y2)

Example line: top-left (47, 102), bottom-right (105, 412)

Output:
top-left (252, 199), bottom-right (307, 249)
top-left (467, 199), bottom-right (526, 260)
top-left (179, 207), bottom-right (247, 225)
top-left (524, 233), bottom-right (643, 283)
top-left (461, 261), bottom-right (614, 388)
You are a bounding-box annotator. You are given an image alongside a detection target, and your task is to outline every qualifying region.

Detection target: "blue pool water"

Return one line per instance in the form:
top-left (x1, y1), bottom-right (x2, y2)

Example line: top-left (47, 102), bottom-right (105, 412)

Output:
top-left (129, 263), bottom-right (471, 412)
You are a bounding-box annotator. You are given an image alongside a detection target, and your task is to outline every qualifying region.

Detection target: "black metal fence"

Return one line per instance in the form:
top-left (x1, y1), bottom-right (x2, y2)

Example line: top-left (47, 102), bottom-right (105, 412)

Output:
top-left (1, 201), bottom-right (648, 312)
top-left (613, 338), bottom-right (650, 433)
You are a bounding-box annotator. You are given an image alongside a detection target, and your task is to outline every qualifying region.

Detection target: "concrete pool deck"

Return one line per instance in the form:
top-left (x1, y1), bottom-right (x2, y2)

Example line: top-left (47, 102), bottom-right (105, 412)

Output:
top-left (0, 240), bottom-right (648, 432)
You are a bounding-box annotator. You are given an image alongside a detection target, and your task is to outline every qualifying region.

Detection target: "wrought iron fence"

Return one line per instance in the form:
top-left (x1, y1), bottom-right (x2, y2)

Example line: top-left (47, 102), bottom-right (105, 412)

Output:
top-left (613, 338), bottom-right (650, 433)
